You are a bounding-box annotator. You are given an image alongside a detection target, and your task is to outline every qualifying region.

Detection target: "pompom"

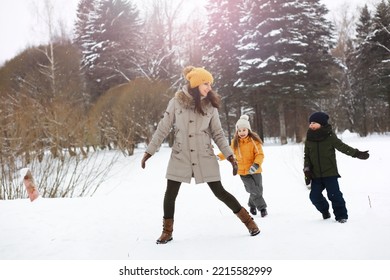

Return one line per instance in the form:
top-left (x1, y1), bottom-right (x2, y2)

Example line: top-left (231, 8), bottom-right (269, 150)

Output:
top-left (183, 66), bottom-right (195, 79)
top-left (240, 115), bottom-right (249, 121)
top-left (236, 115), bottom-right (251, 131)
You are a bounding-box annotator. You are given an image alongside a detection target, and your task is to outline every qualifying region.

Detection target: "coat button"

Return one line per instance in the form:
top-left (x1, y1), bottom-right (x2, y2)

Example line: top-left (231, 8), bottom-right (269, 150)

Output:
top-left (190, 149), bottom-right (194, 152)
top-left (192, 163), bottom-right (196, 166)
top-left (189, 134), bottom-right (193, 137)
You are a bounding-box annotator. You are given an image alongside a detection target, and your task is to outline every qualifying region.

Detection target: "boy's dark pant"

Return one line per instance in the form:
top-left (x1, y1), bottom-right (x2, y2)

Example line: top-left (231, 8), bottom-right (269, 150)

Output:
top-left (309, 176), bottom-right (348, 220)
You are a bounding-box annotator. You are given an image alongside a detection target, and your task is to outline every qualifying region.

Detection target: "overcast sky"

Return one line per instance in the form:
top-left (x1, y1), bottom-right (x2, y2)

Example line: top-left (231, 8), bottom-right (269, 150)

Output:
top-left (0, 0), bottom-right (376, 66)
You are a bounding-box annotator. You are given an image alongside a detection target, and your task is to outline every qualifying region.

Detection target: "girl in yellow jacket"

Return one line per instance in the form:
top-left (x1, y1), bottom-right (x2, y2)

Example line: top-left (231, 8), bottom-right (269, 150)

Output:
top-left (219, 115), bottom-right (268, 217)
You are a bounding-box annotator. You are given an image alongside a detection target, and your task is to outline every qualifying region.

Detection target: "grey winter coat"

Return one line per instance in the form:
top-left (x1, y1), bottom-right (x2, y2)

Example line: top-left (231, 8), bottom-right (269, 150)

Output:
top-left (146, 86), bottom-right (233, 184)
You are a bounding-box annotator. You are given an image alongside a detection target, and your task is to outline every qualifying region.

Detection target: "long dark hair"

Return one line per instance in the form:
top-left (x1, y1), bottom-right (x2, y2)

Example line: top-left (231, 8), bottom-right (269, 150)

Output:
top-left (232, 130), bottom-right (263, 151)
top-left (188, 86), bottom-right (221, 115)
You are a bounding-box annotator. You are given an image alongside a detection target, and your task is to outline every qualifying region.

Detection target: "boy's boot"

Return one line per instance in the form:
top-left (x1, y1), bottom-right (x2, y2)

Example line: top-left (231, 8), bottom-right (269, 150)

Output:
top-left (236, 207), bottom-right (260, 236)
top-left (322, 211), bottom-right (331, 219)
top-left (156, 218), bottom-right (173, 244)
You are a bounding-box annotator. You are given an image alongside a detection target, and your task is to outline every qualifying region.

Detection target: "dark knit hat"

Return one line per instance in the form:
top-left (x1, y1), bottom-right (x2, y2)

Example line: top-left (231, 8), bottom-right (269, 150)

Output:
top-left (309, 112), bottom-right (329, 126)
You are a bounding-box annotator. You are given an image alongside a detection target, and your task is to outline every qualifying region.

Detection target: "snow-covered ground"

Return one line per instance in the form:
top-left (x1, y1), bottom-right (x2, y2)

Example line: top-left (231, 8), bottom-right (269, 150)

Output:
top-left (1, 132), bottom-right (389, 279)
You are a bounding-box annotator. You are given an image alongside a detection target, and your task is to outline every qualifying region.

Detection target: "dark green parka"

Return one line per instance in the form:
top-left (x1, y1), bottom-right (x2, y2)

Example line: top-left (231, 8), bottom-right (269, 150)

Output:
top-left (304, 124), bottom-right (358, 178)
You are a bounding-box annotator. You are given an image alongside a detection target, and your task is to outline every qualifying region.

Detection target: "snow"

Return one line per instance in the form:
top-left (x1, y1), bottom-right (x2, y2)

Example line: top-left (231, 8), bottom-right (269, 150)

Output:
top-left (259, 55), bottom-right (276, 68)
top-left (264, 28), bottom-right (282, 37)
top-left (1, 132), bottom-right (389, 279)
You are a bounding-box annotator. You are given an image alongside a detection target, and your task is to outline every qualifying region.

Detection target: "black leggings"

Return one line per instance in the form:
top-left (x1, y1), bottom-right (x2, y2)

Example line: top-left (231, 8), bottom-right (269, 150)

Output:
top-left (163, 179), bottom-right (242, 219)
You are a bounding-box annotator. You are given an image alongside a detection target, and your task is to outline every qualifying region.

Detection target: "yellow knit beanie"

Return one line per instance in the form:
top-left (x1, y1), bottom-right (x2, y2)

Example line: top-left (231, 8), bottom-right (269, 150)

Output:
top-left (183, 66), bottom-right (214, 88)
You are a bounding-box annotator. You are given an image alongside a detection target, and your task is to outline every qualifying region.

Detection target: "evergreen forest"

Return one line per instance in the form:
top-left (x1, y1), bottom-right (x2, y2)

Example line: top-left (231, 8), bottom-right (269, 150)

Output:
top-left (0, 0), bottom-right (389, 199)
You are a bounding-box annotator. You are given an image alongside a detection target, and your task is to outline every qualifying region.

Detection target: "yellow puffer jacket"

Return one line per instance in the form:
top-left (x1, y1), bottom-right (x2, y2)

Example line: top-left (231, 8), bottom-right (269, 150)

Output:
top-left (219, 136), bottom-right (264, 175)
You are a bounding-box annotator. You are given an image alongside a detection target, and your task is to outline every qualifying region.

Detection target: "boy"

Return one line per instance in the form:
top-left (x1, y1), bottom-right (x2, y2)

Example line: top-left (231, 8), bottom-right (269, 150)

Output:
top-left (303, 112), bottom-right (369, 223)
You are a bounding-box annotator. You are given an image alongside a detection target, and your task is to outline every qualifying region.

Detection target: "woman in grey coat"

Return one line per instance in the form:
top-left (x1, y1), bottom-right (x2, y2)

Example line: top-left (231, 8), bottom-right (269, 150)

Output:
top-left (141, 66), bottom-right (260, 244)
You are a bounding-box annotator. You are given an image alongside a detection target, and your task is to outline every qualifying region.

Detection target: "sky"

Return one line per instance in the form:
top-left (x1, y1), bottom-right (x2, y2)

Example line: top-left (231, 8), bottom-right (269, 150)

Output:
top-left (0, 131), bottom-right (389, 279)
top-left (0, 0), bottom-right (375, 66)
top-left (0, 0), bottom-right (79, 66)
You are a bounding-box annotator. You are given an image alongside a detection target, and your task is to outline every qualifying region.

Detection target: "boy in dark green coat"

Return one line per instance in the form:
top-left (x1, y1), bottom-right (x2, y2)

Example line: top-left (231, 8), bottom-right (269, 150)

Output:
top-left (303, 112), bottom-right (369, 223)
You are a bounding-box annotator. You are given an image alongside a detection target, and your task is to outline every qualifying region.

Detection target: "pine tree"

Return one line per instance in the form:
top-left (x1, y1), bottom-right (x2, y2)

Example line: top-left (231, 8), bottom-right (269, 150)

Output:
top-left (236, 0), bottom-right (336, 143)
top-left (368, 0), bottom-right (390, 130)
top-left (348, 1), bottom-right (390, 134)
top-left (328, 2), bottom-right (360, 132)
top-left (296, 0), bottom-right (338, 140)
top-left (346, 5), bottom-right (373, 135)
top-left (74, 0), bottom-right (96, 49)
top-left (74, 0), bottom-right (143, 101)
top-left (237, 0), bottom-right (307, 93)
top-left (299, 0), bottom-right (336, 96)
top-left (201, 0), bottom-right (245, 140)
top-left (74, 0), bottom-right (99, 99)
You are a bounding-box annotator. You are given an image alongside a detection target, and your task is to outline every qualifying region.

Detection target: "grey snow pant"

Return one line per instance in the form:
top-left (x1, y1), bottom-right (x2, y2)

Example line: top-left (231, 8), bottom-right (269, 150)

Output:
top-left (240, 173), bottom-right (267, 211)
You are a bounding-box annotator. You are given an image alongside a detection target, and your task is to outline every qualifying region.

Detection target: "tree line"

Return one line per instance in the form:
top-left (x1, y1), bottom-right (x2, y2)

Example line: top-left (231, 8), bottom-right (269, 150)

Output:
top-left (0, 0), bottom-right (389, 198)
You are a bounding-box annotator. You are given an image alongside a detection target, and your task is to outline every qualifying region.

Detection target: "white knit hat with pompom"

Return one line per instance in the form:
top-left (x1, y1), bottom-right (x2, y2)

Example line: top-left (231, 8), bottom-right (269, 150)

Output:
top-left (235, 115), bottom-right (251, 131)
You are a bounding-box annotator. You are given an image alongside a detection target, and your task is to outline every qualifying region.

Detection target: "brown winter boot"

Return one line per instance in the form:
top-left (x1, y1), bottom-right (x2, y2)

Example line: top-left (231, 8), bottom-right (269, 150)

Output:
top-left (156, 218), bottom-right (174, 244)
top-left (236, 207), bottom-right (260, 236)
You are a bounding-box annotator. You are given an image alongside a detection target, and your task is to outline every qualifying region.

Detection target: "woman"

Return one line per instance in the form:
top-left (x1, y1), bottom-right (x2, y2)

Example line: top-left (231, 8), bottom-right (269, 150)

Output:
top-left (141, 66), bottom-right (260, 244)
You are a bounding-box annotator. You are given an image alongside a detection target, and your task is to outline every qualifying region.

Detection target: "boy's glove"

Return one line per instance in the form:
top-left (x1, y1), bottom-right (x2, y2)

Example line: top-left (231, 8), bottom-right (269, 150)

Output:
top-left (353, 150), bottom-right (369, 160)
top-left (141, 152), bottom-right (152, 169)
top-left (249, 163), bottom-right (259, 174)
top-left (227, 155), bottom-right (238, 176)
top-left (303, 167), bottom-right (312, 185)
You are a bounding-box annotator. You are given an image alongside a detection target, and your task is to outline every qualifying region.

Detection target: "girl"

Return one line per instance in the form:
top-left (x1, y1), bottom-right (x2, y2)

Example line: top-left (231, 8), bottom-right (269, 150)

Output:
top-left (219, 115), bottom-right (268, 217)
